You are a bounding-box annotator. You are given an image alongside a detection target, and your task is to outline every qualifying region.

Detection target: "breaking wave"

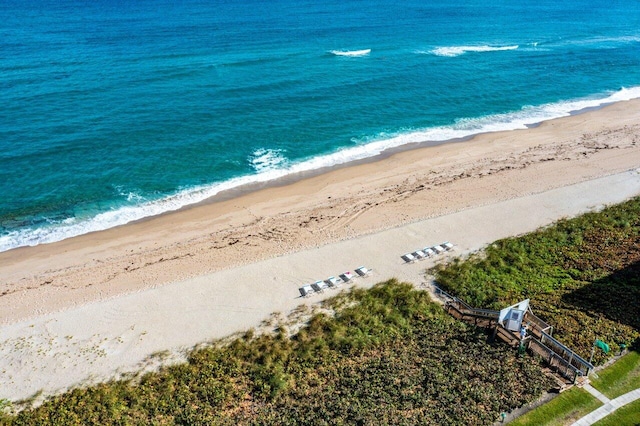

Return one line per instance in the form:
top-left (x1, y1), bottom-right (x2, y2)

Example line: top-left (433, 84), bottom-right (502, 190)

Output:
top-left (430, 45), bottom-right (519, 57)
top-left (329, 49), bottom-right (371, 57)
top-left (2, 86), bottom-right (640, 252)
top-left (248, 148), bottom-right (288, 173)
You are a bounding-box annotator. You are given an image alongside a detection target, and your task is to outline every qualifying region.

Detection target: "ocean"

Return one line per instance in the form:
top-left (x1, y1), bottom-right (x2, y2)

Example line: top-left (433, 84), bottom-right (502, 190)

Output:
top-left (2, 0), bottom-right (640, 252)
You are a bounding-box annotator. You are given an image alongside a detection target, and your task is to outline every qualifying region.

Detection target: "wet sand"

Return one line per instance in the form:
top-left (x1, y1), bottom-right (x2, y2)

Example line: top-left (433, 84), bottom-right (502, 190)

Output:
top-left (1, 99), bottom-right (639, 403)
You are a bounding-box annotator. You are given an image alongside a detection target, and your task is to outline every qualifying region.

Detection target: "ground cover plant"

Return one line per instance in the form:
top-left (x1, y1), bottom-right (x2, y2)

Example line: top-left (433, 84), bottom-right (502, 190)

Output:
top-left (433, 197), bottom-right (640, 364)
top-left (0, 280), bottom-right (553, 425)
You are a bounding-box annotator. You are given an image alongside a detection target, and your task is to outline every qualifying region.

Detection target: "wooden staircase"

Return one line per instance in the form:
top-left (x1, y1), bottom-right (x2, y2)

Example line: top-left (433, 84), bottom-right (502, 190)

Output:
top-left (433, 286), bottom-right (594, 391)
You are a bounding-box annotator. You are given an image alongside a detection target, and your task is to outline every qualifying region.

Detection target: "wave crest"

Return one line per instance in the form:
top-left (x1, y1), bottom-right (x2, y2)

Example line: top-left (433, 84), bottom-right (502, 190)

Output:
top-left (248, 148), bottom-right (287, 173)
top-left (329, 49), bottom-right (371, 57)
top-left (430, 45), bottom-right (519, 57)
top-left (2, 87), bottom-right (640, 252)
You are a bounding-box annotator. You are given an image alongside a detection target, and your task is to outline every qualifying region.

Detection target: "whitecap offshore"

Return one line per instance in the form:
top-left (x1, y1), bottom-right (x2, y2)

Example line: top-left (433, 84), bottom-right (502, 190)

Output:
top-left (2, 86), bottom-right (640, 252)
top-left (329, 49), bottom-right (371, 57)
top-left (430, 45), bottom-right (519, 57)
top-left (568, 35), bottom-right (640, 47)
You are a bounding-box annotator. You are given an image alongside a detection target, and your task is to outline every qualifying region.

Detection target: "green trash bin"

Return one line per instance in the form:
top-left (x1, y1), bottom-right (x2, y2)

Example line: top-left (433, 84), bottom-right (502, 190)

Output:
top-left (619, 343), bottom-right (627, 355)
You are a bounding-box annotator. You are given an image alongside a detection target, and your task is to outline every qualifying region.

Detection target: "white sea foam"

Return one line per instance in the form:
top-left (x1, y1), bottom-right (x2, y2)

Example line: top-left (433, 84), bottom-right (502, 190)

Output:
top-left (2, 86), bottom-right (640, 252)
top-left (248, 148), bottom-right (287, 173)
top-left (430, 45), bottom-right (519, 57)
top-left (574, 35), bottom-right (640, 46)
top-left (542, 35), bottom-right (640, 50)
top-left (329, 49), bottom-right (371, 57)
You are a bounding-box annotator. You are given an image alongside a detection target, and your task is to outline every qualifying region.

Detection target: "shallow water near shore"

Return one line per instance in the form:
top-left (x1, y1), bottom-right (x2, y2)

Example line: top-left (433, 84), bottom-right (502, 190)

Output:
top-left (2, 0), bottom-right (640, 251)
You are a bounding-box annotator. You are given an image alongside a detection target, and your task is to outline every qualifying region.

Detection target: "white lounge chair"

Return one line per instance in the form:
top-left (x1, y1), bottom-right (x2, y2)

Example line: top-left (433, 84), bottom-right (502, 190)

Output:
top-left (326, 276), bottom-right (341, 288)
top-left (299, 285), bottom-right (315, 297)
top-left (432, 245), bottom-right (445, 254)
top-left (311, 280), bottom-right (328, 292)
top-left (423, 247), bottom-right (435, 257)
top-left (442, 241), bottom-right (454, 251)
top-left (339, 271), bottom-right (354, 283)
top-left (413, 250), bottom-right (426, 260)
top-left (354, 266), bottom-right (371, 277)
top-left (401, 253), bottom-right (416, 263)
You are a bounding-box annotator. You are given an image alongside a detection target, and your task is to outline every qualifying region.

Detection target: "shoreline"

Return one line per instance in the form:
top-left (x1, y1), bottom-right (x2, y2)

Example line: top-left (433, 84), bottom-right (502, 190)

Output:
top-left (0, 98), bottom-right (639, 402)
top-left (2, 171), bottom-right (640, 404)
top-left (3, 93), bottom-right (639, 254)
top-left (1, 99), bottom-right (640, 325)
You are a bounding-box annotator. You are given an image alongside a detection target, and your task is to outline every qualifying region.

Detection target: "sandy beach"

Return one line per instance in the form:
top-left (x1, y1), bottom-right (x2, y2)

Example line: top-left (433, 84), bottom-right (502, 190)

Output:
top-left (1, 99), bottom-right (640, 404)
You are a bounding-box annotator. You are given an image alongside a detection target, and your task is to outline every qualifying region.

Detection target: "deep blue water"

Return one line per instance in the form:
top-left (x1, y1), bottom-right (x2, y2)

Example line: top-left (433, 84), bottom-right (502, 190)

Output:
top-left (2, 0), bottom-right (640, 251)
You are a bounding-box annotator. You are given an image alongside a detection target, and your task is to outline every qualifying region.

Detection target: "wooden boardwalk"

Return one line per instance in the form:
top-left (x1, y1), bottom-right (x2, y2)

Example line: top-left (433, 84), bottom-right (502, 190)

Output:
top-left (434, 287), bottom-right (594, 390)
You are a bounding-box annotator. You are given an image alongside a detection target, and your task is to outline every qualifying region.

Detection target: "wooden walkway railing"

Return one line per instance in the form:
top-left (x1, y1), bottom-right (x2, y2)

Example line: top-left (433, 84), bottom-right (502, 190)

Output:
top-left (433, 285), bottom-right (593, 386)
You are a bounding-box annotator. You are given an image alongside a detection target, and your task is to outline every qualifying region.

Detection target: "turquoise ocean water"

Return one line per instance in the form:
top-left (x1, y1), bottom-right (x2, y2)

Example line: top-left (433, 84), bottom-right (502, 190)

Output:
top-left (2, 0), bottom-right (640, 251)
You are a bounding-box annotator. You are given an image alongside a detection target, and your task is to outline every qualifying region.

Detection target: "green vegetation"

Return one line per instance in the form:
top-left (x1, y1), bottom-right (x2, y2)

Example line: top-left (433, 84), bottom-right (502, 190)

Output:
top-left (507, 351), bottom-right (640, 425)
top-left (508, 387), bottom-right (601, 426)
top-left (3, 199), bottom-right (639, 424)
top-left (434, 197), bottom-right (640, 363)
top-left (0, 280), bottom-right (553, 425)
top-left (593, 398), bottom-right (640, 426)
top-left (590, 351), bottom-right (640, 398)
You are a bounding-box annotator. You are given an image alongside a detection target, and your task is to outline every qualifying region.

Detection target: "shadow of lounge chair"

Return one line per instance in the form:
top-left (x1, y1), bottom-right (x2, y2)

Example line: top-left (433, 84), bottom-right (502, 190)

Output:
top-left (412, 250), bottom-right (426, 260)
top-left (402, 253), bottom-right (416, 263)
top-left (311, 280), bottom-right (329, 293)
top-left (432, 245), bottom-right (445, 254)
top-left (339, 271), bottom-right (354, 283)
top-left (299, 285), bottom-right (315, 298)
top-left (326, 276), bottom-right (341, 288)
top-left (423, 247), bottom-right (435, 257)
top-left (355, 266), bottom-right (372, 277)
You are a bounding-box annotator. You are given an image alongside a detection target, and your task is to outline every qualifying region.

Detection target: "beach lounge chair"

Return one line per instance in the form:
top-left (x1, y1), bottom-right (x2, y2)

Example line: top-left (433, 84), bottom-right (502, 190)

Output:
top-left (442, 241), bottom-right (454, 251)
top-left (401, 253), bottom-right (416, 263)
top-left (326, 276), bottom-right (341, 288)
top-left (339, 271), bottom-right (354, 283)
top-left (423, 247), bottom-right (435, 257)
top-left (311, 280), bottom-right (328, 293)
top-left (413, 250), bottom-right (426, 260)
top-left (432, 245), bottom-right (445, 254)
top-left (299, 285), bottom-right (315, 298)
top-left (354, 266), bottom-right (371, 277)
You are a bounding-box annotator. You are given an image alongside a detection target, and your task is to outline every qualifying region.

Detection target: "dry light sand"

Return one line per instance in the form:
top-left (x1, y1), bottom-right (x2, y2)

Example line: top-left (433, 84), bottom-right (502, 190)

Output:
top-left (1, 99), bottom-right (640, 405)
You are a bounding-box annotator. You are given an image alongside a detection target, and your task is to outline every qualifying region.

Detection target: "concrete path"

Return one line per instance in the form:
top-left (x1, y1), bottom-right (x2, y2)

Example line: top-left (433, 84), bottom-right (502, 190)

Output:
top-left (571, 388), bottom-right (640, 426)
top-left (583, 384), bottom-right (611, 404)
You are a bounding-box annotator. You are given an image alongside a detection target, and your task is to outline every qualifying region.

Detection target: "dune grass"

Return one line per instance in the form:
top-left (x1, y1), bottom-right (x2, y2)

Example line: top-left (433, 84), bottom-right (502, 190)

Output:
top-left (0, 280), bottom-right (553, 425)
top-left (433, 197), bottom-right (640, 364)
top-left (2, 199), bottom-right (638, 424)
